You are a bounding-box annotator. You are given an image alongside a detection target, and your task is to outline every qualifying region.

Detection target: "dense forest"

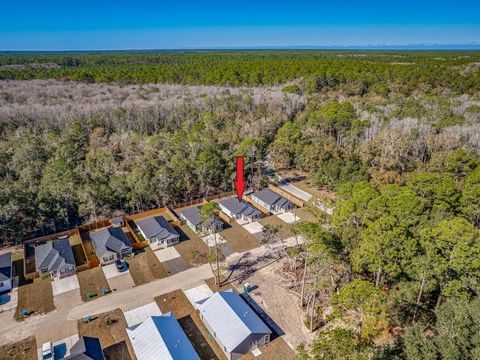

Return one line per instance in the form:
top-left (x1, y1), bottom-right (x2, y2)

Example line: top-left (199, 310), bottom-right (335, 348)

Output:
top-left (1, 50), bottom-right (480, 359)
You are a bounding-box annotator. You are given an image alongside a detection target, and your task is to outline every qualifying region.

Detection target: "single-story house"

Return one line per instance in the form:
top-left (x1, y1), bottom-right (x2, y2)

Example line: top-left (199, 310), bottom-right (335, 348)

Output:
top-left (199, 289), bottom-right (272, 360)
top-left (0, 252), bottom-right (12, 292)
top-left (65, 336), bottom-right (104, 360)
top-left (218, 197), bottom-right (261, 223)
top-left (179, 206), bottom-right (224, 234)
top-left (90, 227), bottom-right (133, 265)
top-left (250, 188), bottom-right (294, 213)
top-left (135, 216), bottom-right (180, 249)
top-left (35, 238), bottom-right (76, 278)
top-left (127, 312), bottom-right (200, 360)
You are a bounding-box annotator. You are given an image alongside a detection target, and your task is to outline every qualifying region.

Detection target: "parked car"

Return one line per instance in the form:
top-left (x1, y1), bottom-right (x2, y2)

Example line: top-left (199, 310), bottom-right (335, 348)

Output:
top-left (115, 259), bottom-right (128, 272)
top-left (42, 342), bottom-right (54, 359)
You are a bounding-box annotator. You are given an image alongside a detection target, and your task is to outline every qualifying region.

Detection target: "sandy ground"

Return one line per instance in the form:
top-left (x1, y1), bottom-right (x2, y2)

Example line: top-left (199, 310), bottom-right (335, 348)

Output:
top-left (230, 258), bottom-right (313, 350)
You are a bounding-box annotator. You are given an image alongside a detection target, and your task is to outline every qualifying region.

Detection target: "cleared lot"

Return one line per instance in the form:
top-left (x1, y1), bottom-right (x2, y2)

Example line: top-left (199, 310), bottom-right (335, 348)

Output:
top-left (201, 233), bottom-right (227, 247)
top-left (15, 280), bottom-right (55, 320)
top-left (107, 272), bottom-right (136, 292)
top-left (77, 308), bottom-right (134, 359)
top-left (0, 336), bottom-right (37, 360)
top-left (240, 337), bottom-right (296, 360)
top-left (127, 247), bottom-right (168, 286)
top-left (220, 223), bottom-right (261, 253)
top-left (174, 224), bottom-right (210, 267)
top-left (52, 275), bottom-right (80, 296)
top-left (259, 215), bottom-right (293, 240)
top-left (77, 268), bottom-right (111, 302)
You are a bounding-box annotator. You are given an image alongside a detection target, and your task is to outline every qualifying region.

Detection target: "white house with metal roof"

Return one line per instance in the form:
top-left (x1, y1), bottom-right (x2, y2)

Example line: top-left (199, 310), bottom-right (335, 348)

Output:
top-left (250, 188), bottom-right (294, 213)
top-left (127, 312), bottom-right (200, 360)
top-left (35, 238), bottom-right (76, 278)
top-left (199, 289), bottom-right (272, 360)
top-left (134, 216), bottom-right (180, 249)
top-left (218, 197), bottom-right (262, 223)
top-left (90, 227), bottom-right (133, 265)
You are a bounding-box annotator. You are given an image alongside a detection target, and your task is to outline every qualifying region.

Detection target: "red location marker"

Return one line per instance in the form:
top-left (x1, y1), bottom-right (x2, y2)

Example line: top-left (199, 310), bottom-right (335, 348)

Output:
top-left (235, 156), bottom-right (246, 201)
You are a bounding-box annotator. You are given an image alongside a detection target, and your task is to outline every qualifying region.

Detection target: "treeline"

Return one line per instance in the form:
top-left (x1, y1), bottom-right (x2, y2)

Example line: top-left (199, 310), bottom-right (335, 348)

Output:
top-left (1, 51), bottom-right (480, 93)
top-left (0, 85), bottom-right (300, 243)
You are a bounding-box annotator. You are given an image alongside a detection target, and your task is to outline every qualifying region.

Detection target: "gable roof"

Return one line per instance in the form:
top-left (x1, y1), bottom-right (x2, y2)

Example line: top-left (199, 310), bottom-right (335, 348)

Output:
top-left (127, 312), bottom-right (200, 360)
top-left (180, 206), bottom-right (222, 228)
top-left (251, 188), bottom-right (292, 208)
top-left (218, 197), bottom-right (261, 219)
top-left (199, 289), bottom-right (271, 353)
top-left (65, 336), bottom-right (104, 360)
top-left (35, 238), bottom-right (76, 272)
top-left (90, 227), bottom-right (132, 257)
top-left (0, 252), bottom-right (12, 282)
top-left (135, 216), bottom-right (179, 242)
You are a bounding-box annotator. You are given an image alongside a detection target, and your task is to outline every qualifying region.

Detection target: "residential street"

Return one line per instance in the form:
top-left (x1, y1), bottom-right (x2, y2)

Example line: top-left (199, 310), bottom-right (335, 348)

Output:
top-left (0, 239), bottom-right (302, 347)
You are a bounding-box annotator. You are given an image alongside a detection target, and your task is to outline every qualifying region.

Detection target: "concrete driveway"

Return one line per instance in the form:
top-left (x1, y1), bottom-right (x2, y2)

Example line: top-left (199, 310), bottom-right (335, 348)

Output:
top-left (201, 233), bottom-right (226, 247)
top-left (123, 302), bottom-right (162, 328)
top-left (277, 212), bottom-right (301, 224)
top-left (183, 283), bottom-right (213, 309)
top-left (154, 247), bottom-right (181, 262)
top-left (243, 222), bottom-right (264, 235)
top-left (52, 275), bottom-right (80, 296)
top-left (102, 263), bottom-right (129, 279)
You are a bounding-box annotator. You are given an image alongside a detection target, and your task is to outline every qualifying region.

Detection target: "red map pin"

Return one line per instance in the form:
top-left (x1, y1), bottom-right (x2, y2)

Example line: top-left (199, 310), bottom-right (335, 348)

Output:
top-left (235, 156), bottom-right (245, 201)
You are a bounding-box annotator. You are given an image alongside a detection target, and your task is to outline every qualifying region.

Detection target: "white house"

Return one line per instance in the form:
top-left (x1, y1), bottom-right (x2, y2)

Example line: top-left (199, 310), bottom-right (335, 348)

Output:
top-left (199, 289), bottom-right (272, 360)
top-left (218, 197), bottom-right (261, 223)
top-left (0, 252), bottom-right (12, 292)
top-left (35, 238), bottom-right (76, 278)
top-left (135, 216), bottom-right (180, 249)
top-left (90, 227), bottom-right (133, 265)
top-left (250, 188), bottom-right (294, 213)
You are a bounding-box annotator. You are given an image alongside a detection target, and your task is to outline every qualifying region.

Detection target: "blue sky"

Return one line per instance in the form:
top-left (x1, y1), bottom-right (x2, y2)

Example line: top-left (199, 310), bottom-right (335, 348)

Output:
top-left (1, 0), bottom-right (479, 50)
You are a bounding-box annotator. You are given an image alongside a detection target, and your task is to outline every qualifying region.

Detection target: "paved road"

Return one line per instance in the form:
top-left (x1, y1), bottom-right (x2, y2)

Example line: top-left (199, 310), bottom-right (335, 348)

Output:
top-left (0, 237), bottom-right (303, 347)
top-left (0, 264), bottom-right (213, 346)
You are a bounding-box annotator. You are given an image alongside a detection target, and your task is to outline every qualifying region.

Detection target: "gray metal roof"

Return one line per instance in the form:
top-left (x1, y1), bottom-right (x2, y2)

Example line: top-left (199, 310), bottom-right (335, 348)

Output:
top-left (0, 252), bottom-right (12, 282)
top-left (180, 206), bottom-right (222, 228)
top-left (90, 227), bottom-right (132, 257)
top-left (199, 289), bottom-right (271, 353)
top-left (135, 216), bottom-right (179, 242)
top-left (218, 197), bottom-right (261, 218)
top-left (127, 312), bottom-right (200, 360)
top-left (251, 188), bottom-right (292, 208)
top-left (35, 238), bottom-right (76, 273)
top-left (65, 336), bottom-right (104, 360)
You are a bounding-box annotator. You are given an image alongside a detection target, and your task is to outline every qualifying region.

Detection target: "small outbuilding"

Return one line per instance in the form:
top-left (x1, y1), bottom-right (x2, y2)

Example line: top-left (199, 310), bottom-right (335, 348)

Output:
top-left (127, 312), bottom-right (200, 360)
top-left (35, 238), bottom-right (76, 278)
top-left (218, 197), bottom-right (261, 223)
top-left (90, 227), bottom-right (133, 265)
top-left (134, 216), bottom-right (180, 249)
top-left (250, 188), bottom-right (293, 213)
top-left (199, 289), bottom-right (272, 360)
